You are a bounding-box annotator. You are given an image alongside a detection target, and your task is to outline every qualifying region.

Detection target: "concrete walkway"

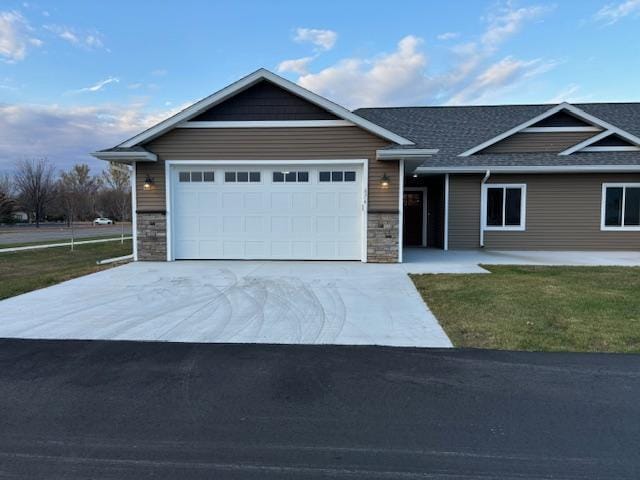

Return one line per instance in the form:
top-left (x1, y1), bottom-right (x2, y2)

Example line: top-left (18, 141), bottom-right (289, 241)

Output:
top-left (0, 261), bottom-right (452, 348)
top-left (403, 248), bottom-right (640, 273)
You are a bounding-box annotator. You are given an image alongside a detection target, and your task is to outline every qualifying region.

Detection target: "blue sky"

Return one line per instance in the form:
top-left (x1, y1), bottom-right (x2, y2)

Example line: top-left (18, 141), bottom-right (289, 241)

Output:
top-left (1, 0), bottom-right (640, 172)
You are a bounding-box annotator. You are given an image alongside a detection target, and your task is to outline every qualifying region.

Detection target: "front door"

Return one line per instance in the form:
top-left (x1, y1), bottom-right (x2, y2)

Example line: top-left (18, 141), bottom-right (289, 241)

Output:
top-left (403, 191), bottom-right (424, 246)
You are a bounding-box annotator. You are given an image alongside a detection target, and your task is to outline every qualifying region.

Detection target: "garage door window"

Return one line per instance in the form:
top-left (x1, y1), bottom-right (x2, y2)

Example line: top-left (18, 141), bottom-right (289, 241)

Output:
top-left (319, 171), bottom-right (356, 182)
top-left (225, 171), bottom-right (261, 183)
top-left (273, 171), bottom-right (309, 183)
top-left (179, 171), bottom-right (214, 182)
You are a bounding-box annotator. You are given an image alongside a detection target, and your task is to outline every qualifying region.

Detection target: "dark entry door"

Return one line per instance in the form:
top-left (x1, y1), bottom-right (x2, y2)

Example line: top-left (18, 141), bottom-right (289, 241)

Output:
top-left (403, 191), bottom-right (424, 246)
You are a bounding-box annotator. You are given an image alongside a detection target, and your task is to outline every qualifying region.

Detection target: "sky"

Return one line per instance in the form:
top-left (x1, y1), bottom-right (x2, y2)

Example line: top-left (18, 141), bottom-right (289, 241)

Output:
top-left (1, 0), bottom-right (640, 173)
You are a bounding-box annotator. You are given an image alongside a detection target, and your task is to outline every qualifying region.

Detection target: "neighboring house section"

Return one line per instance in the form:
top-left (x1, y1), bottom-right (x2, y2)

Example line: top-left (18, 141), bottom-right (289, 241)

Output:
top-left (93, 68), bottom-right (640, 263)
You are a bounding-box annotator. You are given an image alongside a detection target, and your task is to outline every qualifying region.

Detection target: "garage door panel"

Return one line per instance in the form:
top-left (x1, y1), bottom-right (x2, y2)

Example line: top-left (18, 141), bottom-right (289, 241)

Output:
top-left (172, 164), bottom-right (362, 260)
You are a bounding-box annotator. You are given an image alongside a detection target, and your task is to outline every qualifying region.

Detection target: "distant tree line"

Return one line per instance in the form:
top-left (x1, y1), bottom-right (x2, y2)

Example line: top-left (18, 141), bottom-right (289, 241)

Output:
top-left (0, 158), bottom-right (131, 226)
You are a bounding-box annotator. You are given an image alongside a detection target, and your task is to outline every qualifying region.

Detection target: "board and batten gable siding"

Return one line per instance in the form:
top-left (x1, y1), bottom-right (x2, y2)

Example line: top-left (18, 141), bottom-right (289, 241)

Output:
top-left (135, 126), bottom-right (397, 212)
top-left (447, 173), bottom-right (640, 250)
top-left (191, 80), bottom-right (339, 121)
top-left (479, 131), bottom-right (599, 154)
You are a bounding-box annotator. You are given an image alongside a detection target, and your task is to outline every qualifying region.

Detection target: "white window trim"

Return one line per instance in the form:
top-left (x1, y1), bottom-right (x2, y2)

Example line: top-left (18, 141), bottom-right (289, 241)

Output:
top-left (481, 183), bottom-right (527, 232)
top-left (600, 183), bottom-right (640, 231)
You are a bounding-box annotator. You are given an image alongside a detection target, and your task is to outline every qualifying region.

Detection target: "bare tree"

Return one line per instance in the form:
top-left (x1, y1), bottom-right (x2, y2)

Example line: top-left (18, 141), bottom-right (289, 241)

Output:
top-left (14, 158), bottom-right (56, 227)
top-left (0, 180), bottom-right (15, 223)
top-left (58, 164), bottom-right (100, 246)
top-left (97, 162), bottom-right (131, 242)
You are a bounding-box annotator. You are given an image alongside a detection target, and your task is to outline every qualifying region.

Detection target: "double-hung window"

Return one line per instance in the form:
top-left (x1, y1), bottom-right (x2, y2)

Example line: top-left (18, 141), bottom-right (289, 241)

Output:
top-left (601, 183), bottom-right (640, 230)
top-left (482, 184), bottom-right (526, 231)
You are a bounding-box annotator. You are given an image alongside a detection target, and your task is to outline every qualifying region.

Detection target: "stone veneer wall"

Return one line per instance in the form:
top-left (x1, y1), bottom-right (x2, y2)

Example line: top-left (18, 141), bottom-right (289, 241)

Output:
top-left (367, 212), bottom-right (399, 263)
top-left (136, 212), bottom-right (167, 261)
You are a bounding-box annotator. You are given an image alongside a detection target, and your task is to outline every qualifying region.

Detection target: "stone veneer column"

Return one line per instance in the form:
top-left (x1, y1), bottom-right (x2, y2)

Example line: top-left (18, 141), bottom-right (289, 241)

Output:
top-left (136, 211), bottom-right (167, 261)
top-left (367, 212), bottom-right (399, 263)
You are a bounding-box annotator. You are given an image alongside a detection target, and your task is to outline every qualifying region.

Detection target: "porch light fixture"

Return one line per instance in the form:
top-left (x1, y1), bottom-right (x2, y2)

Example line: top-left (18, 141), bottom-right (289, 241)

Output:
top-left (380, 173), bottom-right (390, 188)
top-left (143, 175), bottom-right (155, 190)
top-left (412, 173), bottom-right (418, 178)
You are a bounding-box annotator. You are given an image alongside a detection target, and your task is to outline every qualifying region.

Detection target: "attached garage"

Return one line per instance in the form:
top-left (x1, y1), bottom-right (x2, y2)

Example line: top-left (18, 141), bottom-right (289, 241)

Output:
top-left (168, 161), bottom-right (366, 261)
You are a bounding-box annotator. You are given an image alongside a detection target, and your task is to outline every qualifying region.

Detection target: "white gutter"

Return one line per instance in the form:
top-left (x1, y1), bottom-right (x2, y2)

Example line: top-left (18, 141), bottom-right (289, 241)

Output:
top-left (415, 165), bottom-right (640, 174)
top-left (376, 148), bottom-right (439, 160)
top-left (91, 151), bottom-right (158, 162)
top-left (480, 170), bottom-right (491, 248)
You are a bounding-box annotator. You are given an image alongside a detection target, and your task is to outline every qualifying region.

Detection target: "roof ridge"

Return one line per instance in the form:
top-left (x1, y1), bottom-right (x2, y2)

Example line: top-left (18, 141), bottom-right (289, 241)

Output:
top-left (354, 101), bottom-right (640, 111)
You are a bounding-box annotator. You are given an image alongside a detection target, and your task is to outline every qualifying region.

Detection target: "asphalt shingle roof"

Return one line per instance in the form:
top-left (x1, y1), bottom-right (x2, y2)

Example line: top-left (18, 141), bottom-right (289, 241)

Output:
top-left (354, 103), bottom-right (640, 168)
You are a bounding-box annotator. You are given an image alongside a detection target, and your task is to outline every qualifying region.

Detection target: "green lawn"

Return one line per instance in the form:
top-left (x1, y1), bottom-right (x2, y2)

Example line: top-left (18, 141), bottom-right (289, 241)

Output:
top-left (411, 266), bottom-right (640, 353)
top-left (0, 240), bottom-right (132, 300)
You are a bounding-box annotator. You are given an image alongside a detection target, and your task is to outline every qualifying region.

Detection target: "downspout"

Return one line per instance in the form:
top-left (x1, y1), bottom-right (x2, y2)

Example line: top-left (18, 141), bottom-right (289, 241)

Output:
top-left (480, 169), bottom-right (491, 248)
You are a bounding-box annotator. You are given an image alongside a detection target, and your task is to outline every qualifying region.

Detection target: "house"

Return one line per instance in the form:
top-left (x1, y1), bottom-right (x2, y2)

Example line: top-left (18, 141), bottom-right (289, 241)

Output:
top-left (92, 68), bottom-right (640, 263)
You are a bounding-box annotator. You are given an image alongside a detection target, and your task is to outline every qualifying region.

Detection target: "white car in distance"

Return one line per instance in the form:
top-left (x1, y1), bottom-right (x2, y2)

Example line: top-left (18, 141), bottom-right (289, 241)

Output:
top-left (93, 217), bottom-right (113, 225)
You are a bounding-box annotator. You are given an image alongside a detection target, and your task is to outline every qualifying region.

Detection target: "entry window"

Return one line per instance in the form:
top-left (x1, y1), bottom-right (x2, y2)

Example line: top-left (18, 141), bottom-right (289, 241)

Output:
top-left (602, 183), bottom-right (640, 230)
top-left (273, 171), bottom-right (309, 183)
top-left (225, 171), bottom-right (261, 183)
top-left (482, 184), bottom-right (526, 230)
top-left (319, 171), bottom-right (356, 182)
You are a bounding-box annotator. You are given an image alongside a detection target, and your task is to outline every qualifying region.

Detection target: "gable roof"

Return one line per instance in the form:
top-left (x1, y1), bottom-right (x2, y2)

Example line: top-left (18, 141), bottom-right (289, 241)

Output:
top-left (117, 68), bottom-right (414, 148)
top-left (355, 102), bottom-right (640, 170)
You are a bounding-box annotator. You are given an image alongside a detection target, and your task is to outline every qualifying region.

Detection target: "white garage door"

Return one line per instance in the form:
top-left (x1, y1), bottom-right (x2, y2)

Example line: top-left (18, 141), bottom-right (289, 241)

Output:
top-left (170, 163), bottom-right (364, 260)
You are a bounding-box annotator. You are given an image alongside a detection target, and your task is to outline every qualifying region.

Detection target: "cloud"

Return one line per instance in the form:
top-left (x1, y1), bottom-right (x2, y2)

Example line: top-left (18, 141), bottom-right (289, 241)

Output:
top-left (44, 24), bottom-right (105, 50)
top-left (74, 77), bottom-right (120, 93)
top-left (294, 28), bottom-right (337, 51)
top-left (481, 3), bottom-right (552, 51)
top-left (595, 0), bottom-right (640, 24)
top-left (151, 68), bottom-right (168, 76)
top-left (0, 10), bottom-right (42, 62)
top-left (285, 2), bottom-right (555, 107)
top-left (277, 56), bottom-right (315, 75)
top-left (298, 35), bottom-right (429, 107)
top-left (446, 56), bottom-right (558, 105)
top-left (0, 102), bottom-right (185, 172)
top-left (437, 32), bottom-right (460, 41)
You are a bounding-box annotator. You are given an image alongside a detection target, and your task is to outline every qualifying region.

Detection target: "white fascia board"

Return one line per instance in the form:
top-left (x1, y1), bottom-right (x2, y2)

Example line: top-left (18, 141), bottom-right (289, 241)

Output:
top-left (460, 102), bottom-right (640, 157)
top-left (415, 165), bottom-right (640, 174)
top-left (118, 68), bottom-right (414, 147)
top-left (521, 126), bottom-right (601, 133)
top-left (377, 148), bottom-right (439, 159)
top-left (177, 120), bottom-right (354, 128)
top-left (582, 146), bottom-right (640, 152)
top-left (561, 129), bottom-right (640, 155)
top-left (91, 151), bottom-right (157, 162)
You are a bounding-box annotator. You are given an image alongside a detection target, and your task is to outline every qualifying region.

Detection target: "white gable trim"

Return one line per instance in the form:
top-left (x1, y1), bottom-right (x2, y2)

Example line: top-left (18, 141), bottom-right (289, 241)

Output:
top-left (118, 69), bottom-right (414, 148)
top-left (177, 120), bottom-right (354, 128)
top-left (460, 102), bottom-right (640, 157)
top-left (560, 130), bottom-right (640, 155)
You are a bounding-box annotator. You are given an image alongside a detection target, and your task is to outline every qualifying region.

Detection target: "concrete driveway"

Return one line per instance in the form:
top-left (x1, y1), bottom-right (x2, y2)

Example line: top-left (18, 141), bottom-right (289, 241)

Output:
top-left (0, 261), bottom-right (452, 347)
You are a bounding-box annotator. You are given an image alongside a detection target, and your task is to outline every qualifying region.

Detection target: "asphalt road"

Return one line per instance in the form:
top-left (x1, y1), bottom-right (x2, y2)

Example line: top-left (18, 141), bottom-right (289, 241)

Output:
top-left (0, 339), bottom-right (638, 479)
top-left (0, 223), bottom-right (131, 245)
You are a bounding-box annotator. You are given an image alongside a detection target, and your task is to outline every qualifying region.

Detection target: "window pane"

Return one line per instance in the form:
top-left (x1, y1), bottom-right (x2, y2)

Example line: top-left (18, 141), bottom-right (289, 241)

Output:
top-left (285, 171), bottom-right (296, 182)
top-left (486, 188), bottom-right (503, 226)
top-left (332, 171), bottom-right (343, 182)
top-left (624, 187), bottom-right (640, 226)
top-left (179, 172), bottom-right (190, 182)
top-left (297, 171), bottom-right (309, 182)
top-left (191, 171), bottom-right (202, 182)
top-left (225, 172), bottom-right (236, 182)
top-left (605, 187), bottom-right (623, 226)
top-left (505, 188), bottom-right (522, 226)
top-left (203, 171), bottom-right (214, 182)
top-left (237, 171), bottom-right (248, 182)
top-left (319, 171), bottom-right (330, 182)
top-left (344, 171), bottom-right (356, 182)
top-left (273, 172), bottom-right (284, 182)
top-left (249, 171), bottom-right (260, 182)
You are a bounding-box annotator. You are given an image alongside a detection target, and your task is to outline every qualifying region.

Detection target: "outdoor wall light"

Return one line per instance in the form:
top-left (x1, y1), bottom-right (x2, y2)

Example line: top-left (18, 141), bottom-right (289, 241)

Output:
top-left (143, 175), bottom-right (155, 190)
top-left (412, 173), bottom-right (419, 178)
top-left (380, 173), bottom-right (390, 188)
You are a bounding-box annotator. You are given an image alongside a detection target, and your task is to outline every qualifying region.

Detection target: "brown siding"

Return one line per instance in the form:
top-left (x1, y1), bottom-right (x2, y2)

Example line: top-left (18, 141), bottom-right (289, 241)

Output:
top-left (448, 174), bottom-right (482, 249)
top-left (136, 126), bottom-right (397, 212)
top-left (191, 80), bottom-right (338, 121)
top-left (480, 131), bottom-right (599, 154)
top-left (447, 173), bottom-right (640, 250)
